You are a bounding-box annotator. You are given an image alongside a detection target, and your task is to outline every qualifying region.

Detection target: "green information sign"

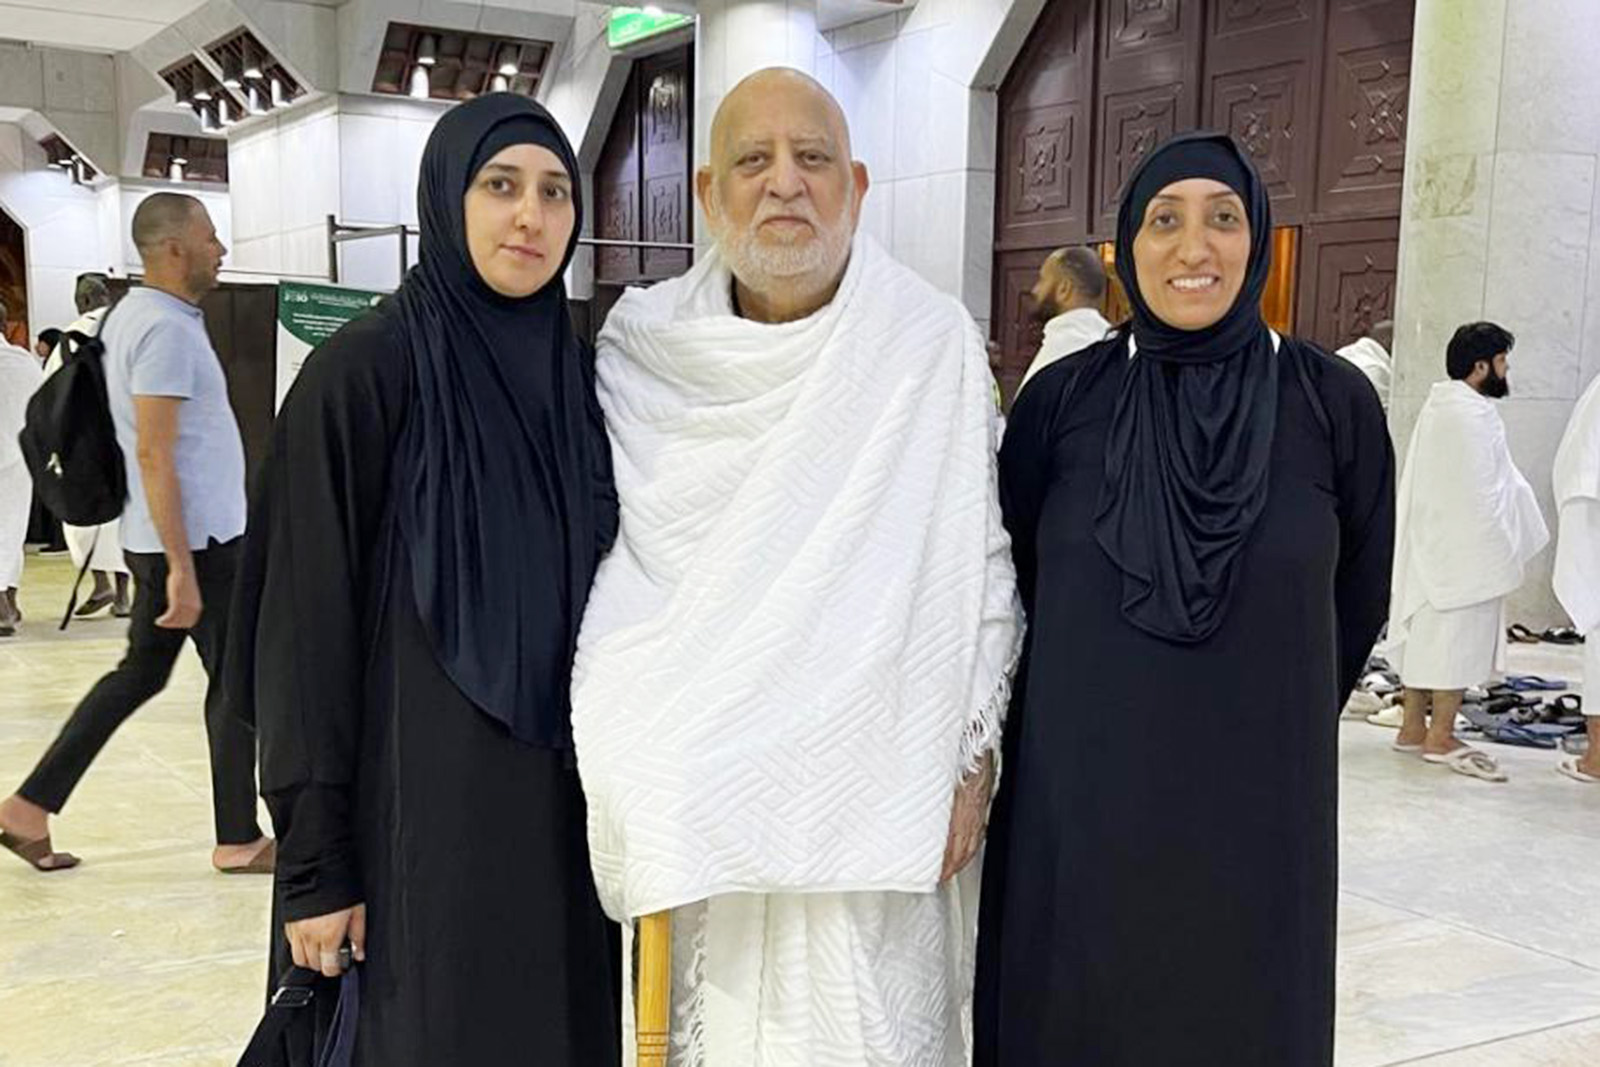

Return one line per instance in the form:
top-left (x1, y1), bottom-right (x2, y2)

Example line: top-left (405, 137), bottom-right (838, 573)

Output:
top-left (274, 281), bottom-right (385, 410)
top-left (607, 7), bottom-right (694, 49)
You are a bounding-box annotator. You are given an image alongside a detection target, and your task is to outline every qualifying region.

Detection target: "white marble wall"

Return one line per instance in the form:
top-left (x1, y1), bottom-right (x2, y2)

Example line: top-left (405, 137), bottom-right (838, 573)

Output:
top-left (0, 125), bottom-right (123, 335)
top-left (1393, 0), bottom-right (1600, 625)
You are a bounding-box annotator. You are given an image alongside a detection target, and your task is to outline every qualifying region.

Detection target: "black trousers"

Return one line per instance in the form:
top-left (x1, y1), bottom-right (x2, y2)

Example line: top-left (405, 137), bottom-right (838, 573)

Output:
top-left (19, 537), bottom-right (263, 845)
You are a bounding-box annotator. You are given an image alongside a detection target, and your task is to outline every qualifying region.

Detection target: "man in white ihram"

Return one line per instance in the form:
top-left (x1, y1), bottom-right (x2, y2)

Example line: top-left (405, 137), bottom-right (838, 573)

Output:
top-left (572, 68), bottom-right (1019, 1065)
top-left (1386, 321), bottom-right (1547, 782)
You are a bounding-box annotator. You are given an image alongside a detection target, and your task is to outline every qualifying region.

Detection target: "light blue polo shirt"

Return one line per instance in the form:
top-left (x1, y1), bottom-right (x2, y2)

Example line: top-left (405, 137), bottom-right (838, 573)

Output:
top-left (102, 287), bottom-right (246, 553)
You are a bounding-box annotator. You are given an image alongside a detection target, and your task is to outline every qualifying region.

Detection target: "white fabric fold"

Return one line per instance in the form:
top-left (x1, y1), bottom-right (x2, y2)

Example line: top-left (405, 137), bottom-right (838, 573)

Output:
top-left (573, 234), bottom-right (1020, 921)
top-left (1387, 380), bottom-right (1547, 653)
top-left (1554, 374), bottom-right (1600, 634)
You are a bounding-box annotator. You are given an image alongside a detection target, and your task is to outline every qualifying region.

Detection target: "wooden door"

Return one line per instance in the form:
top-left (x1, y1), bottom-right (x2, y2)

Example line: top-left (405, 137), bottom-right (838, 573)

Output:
top-left (595, 43), bottom-right (694, 288)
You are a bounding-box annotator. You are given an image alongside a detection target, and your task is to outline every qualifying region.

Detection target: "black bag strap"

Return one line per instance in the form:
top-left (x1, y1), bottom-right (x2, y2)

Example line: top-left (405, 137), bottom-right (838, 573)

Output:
top-left (237, 962), bottom-right (361, 1067)
top-left (57, 527), bottom-right (99, 632)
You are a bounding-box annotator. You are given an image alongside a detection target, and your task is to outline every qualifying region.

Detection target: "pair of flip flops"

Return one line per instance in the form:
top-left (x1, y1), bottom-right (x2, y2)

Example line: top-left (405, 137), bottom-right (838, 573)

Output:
top-left (1557, 758), bottom-right (1600, 784)
top-left (1423, 745), bottom-right (1507, 782)
top-left (1495, 674), bottom-right (1568, 693)
top-left (1507, 624), bottom-right (1587, 645)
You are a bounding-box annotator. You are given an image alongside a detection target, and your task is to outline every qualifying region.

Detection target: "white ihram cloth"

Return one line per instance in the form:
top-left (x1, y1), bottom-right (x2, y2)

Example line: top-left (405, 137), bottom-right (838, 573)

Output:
top-left (0, 340), bottom-right (44, 588)
top-left (1554, 372), bottom-right (1600, 693)
top-left (1018, 306), bottom-right (1112, 391)
top-left (1335, 336), bottom-right (1393, 411)
top-left (43, 308), bottom-right (126, 576)
top-left (1385, 380), bottom-right (1548, 688)
top-left (574, 234), bottom-right (1020, 1066)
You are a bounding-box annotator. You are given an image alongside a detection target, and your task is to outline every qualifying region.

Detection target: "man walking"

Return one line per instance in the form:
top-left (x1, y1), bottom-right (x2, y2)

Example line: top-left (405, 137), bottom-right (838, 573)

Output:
top-left (0, 193), bottom-right (270, 872)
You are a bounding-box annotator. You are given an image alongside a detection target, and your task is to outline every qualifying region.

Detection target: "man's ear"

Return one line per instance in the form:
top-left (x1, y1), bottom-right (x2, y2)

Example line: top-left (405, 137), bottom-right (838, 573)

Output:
top-left (850, 161), bottom-right (870, 222)
top-left (695, 166), bottom-right (716, 222)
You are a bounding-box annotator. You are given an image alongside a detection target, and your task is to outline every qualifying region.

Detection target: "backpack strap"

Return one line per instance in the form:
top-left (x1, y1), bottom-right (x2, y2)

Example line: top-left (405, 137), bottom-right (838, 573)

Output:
top-left (57, 528), bottom-right (99, 632)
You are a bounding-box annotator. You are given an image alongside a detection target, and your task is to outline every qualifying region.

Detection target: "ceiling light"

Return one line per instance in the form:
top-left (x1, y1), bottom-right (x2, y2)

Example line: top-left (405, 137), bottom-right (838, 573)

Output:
top-left (417, 34), bottom-right (438, 67)
top-left (170, 138), bottom-right (189, 166)
top-left (497, 44), bottom-right (518, 76)
top-left (222, 53), bottom-right (243, 89)
top-left (490, 73), bottom-right (509, 92)
top-left (72, 157), bottom-right (89, 184)
top-left (192, 72), bottom-right (214, 103)
top-left (270, 75), bottom-right (288, 107)
top-left (219, 97), bottom-right (235, 127)
top-left (199, 103), bottom-right (219, 132)
top-left (243, 42), bottom-right (263, 80)
top-left (246, 83), bottom-right (266, 115)
top-left (409, 64), bottom-right (431, 99)
top-left (168, 158), bottom-right (185, 182)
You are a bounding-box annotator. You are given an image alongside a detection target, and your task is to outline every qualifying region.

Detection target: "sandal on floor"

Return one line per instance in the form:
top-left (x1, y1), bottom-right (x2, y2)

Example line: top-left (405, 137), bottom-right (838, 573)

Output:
top-left (1502, 674), bottom-right (1569, 692)
top-left (1423, 746), bottom-right (1507, 782)
top-left (1367, 705), bottom-right (1406, 729)
top-left (1390, 739), bottom-right (1425, 753)
top-left (1541, 626), bottom-right (1585, 645)
top-left (1507, 623), bottom-right (1542, 643)
top-left (217, 838), bottom-right (276, 875)
top-left (0, 830), bottom-right (81, 871)
top-left (1557, 758), bottom-right (1600, 784)
top-left (73, 590), bottom-right (116, 617)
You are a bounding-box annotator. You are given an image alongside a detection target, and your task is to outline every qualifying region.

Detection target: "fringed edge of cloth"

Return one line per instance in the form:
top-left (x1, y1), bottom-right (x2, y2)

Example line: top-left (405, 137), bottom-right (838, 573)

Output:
top-left (671, 901), bottom-right (710, 1067)
top-left (957, 626), bottom-right (1024, 777)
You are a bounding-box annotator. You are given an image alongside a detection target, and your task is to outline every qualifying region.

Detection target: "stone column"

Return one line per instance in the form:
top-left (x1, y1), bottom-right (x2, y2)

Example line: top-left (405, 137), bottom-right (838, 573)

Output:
top-left (1392, 0), bottom-right (1600, 625)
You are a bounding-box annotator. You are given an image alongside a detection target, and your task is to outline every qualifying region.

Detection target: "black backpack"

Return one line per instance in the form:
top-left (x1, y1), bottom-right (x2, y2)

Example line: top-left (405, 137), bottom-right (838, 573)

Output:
top-left (20, 306), bottom-right (126, 528)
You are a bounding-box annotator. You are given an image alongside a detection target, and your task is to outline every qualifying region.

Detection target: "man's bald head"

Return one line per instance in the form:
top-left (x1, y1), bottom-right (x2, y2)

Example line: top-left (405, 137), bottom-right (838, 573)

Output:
top-left (1031, 245), bottom-right (1107, 322)
top-left (708, 68), bottom-right (853, 171)
top-left (698, 66), bottom-right (869, 322)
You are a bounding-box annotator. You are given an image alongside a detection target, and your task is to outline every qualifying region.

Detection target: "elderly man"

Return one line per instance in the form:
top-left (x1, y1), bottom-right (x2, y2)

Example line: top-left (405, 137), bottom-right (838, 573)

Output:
top-left (1386, 321), bottom-right (1547, 782)
top-left (572, 67), bottom-right (1019, 1065)
top-left (1018, 245), bottom-right (1110, 392)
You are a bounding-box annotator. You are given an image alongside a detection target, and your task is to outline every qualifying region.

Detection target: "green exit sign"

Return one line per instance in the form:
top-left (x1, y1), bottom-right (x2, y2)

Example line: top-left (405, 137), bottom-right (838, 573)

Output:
top-left (608, 7), bottom-right (694, 49)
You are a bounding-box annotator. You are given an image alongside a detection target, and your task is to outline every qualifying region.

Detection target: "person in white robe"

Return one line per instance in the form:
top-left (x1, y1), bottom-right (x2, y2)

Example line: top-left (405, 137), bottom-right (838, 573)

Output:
top-left (1552, 370), bottom-right (1600, 784)
top-left (0, 297), bottom-right (44, 636)
top-left (43, 276), bottom-right (130, 617)
top-left (1385, 321), bottom-right (1547, 781)
top-left (572, 68), bottom-right (1020, 1066)
top-left (1336, 318), bottom-right (1393, 411)
top-left (1016, 246), bottom-right (1111, 393)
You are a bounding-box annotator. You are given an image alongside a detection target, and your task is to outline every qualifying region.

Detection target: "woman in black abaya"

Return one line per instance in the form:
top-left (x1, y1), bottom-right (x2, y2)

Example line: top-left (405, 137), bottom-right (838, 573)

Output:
top-left (227, 95), bottom-right (620, 1065)
top-left (973, 132), bottom-right (1394, 1065)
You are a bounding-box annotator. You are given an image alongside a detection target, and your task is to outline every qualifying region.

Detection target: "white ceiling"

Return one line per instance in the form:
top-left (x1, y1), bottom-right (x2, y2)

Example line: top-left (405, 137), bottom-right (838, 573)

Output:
top-left (0, 0), bottom-right (213, 53)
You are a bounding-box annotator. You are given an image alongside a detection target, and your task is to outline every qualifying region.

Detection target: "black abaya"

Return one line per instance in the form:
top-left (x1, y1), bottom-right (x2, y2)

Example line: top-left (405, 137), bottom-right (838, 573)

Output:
top-left (233, 309), bottom-right (621, 1065)
top-left (973, 336), bottom-right (1393, 1066)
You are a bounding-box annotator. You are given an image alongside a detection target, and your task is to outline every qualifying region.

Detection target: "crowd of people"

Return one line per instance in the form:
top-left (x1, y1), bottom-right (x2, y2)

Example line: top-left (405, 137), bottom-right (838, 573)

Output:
top-left (0, 69), bottom-right (1594, 1067)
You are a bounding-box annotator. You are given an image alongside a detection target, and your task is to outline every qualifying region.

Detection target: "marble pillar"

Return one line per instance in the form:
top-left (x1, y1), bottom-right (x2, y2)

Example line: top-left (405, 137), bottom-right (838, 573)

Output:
top-left (693, 0), bottom-right (820, 179)
top-left (1393, 0), bottom-right (1600, 625)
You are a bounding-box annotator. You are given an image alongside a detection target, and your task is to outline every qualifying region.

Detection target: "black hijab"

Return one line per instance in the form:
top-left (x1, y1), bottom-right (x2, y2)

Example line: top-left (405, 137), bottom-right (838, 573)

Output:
top-left (392, 93), bottom-right (613, 747)
top-left (1093, 131), bottom-right (1279, 644)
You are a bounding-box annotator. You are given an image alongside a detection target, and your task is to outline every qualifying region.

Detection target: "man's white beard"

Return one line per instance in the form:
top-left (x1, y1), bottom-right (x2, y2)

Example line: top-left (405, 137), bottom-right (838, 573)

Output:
top-left (709, 186), bottom-right (856, 298)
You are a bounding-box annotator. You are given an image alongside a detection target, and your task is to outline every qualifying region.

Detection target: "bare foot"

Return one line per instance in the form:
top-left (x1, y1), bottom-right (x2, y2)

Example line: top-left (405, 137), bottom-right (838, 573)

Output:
top-left (0, 794), bottom-right (50, 841)
top-left (213, 836), bottom-right (275, 873)
top-left (1395, 725), bottom-right (1428, 748)
top-left (1421, 736), bottom-right (1467, 758)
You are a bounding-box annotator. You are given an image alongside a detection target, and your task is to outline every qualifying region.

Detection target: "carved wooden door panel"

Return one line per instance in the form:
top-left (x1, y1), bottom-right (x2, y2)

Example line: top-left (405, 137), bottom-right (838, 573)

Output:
top-left (596, 83), bottom-right (641, 284)
top-left (1094, 0), bottom-right (1203, 237)
top-left (639, 48), bottom-right (693, 280)
top-left (1315, 0), bottom-right (1413, 220)
top-left (1203, 0), bottom-right (1323, 226)
top-left (1295, 218), bottom-right (1398, 351)
top-left (595, 44), bottom-right (694, 286)
top-left (996, 0), bottom-right (1095, 255)
top-left (994, 247), bottom-right (1055, 401)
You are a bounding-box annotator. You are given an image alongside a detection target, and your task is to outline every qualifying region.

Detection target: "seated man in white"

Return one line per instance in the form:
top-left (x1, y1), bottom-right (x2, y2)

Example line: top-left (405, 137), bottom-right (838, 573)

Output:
top-left (572, 67), bottom-right (1019, 1066)
top-left (1553, 368), bottom-right (1600, 785)
top-left (1386, 321), bottom-right (1547, 781)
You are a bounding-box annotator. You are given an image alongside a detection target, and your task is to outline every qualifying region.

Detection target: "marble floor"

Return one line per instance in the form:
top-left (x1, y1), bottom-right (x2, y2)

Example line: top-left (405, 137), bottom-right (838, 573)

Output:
top-left (2, 552), bottom-right (1599, 1065)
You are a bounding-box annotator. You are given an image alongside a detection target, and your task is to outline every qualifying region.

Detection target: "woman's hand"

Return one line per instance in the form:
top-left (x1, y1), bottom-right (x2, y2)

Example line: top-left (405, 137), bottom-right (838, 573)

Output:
top-left (942, 752), bottom-right (996, 881)
top-left (286, 903), bottom-right (366, 978)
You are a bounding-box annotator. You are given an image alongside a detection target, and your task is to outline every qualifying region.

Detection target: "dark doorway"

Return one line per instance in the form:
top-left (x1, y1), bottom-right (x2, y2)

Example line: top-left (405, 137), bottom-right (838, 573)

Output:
top-left (992, 0), bottom-right (1414, 404)
top-left (593, 43), bottom-right (694, 333)
top-left (0, 207), bottom-right (28, 349)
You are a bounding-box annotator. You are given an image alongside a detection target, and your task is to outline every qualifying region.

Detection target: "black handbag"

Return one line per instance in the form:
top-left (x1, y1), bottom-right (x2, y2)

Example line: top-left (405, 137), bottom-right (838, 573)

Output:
top-left (237, 963), bottom-right (360, 1067)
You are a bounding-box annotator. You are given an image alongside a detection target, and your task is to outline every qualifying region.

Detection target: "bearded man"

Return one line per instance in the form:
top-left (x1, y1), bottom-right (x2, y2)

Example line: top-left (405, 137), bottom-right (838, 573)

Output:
top-left (571, 67), bottom-right (1019, 1065)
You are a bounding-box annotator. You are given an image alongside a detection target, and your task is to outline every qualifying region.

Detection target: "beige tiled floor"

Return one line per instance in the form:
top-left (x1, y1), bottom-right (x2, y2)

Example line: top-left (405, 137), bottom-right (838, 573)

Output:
top-left (2, 552), bottom-right (1599, 1065)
